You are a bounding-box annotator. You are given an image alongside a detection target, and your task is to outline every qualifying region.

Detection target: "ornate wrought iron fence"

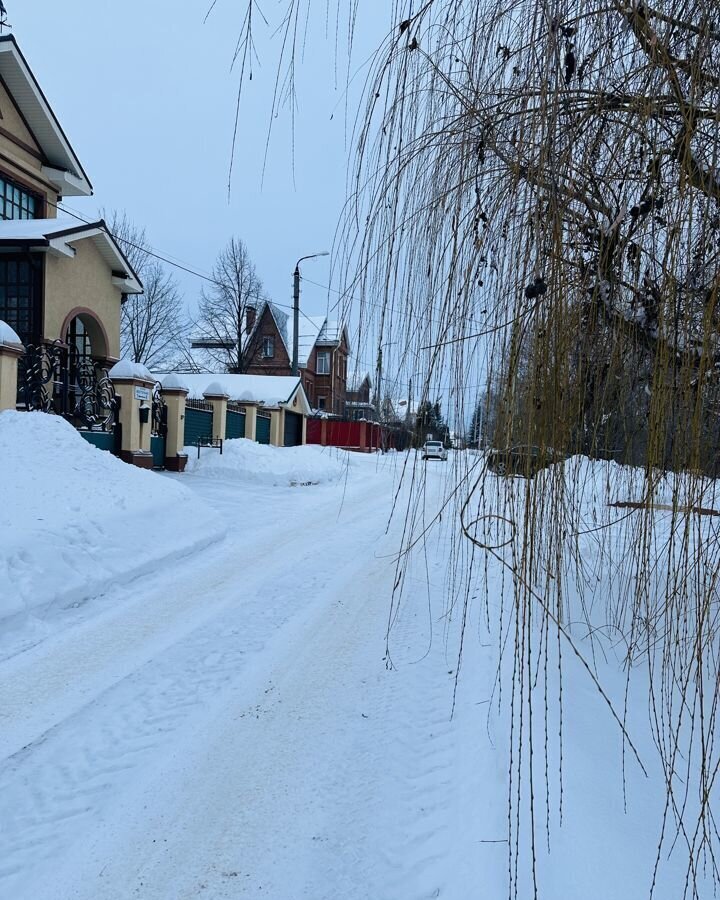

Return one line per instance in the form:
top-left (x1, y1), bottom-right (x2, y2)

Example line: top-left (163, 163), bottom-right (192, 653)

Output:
top-left (17, 342), bottom-right (119, 432)
top-left (151, 383), bottom-right (168, 436)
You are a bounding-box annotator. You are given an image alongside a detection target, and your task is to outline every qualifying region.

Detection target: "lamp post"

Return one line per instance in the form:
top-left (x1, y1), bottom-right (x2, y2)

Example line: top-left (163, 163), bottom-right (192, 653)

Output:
top-left (292, 251), bottom-right (329, 376)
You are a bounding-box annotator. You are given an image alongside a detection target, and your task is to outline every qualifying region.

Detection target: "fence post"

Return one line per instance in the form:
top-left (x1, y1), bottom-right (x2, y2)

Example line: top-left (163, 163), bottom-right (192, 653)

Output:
top-left (160, 374), bottom-right (189, 472)
top-left (0, 322), bottom-right (23, 412)
top-left (108, 360), bottom-right (156, 467)
top-left (270, 408), bottom-right (283, 446)
top-left (203, 382), bottom-right (229, 440)
top-left (243, 402), bottom-right (257, 441)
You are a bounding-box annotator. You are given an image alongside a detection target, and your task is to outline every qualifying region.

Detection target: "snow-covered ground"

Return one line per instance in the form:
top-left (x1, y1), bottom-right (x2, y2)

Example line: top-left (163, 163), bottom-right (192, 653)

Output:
top-left (0, 412), bottom-right (223, 657)
top-left (0, 419), bottom-right (711, 898)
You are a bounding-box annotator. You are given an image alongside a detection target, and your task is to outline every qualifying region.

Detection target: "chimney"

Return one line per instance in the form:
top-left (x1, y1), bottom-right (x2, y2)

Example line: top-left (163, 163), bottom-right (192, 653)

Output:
top-left (245, 305), bottom-right (257, 335)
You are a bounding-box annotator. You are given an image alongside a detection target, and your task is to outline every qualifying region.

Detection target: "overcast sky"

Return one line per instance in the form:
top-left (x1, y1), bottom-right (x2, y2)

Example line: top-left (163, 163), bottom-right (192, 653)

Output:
top-left (9, 1), bottom-right (387, 350)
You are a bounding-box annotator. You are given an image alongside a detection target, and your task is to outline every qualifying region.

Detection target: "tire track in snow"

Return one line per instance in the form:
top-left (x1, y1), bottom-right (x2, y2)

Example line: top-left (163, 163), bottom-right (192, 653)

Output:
top-left (0, 479), bottom-right (395, 900)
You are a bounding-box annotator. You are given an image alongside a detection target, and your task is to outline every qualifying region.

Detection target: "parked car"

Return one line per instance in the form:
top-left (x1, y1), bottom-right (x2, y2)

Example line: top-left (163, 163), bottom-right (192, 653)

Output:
top-left (486, 445), bottom-right (563, 477)
top-left (422, 440), bottom-right (448, 461)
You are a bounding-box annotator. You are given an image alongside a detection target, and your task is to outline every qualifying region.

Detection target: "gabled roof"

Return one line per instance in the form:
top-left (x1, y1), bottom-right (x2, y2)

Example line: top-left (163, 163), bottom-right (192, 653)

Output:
top-left (0, 217), bottom-right (143, 292)
top-left (0, 36), bottom-right (92, 196)
top-left (348, 371), bottom-right (372, 393)
top-left (246, 300), bottom-right (347, 369)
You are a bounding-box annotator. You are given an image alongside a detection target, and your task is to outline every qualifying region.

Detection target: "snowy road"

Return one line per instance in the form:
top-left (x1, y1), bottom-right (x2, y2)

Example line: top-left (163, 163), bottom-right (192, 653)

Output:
top-left (0, 453), bottom-right (498, 900)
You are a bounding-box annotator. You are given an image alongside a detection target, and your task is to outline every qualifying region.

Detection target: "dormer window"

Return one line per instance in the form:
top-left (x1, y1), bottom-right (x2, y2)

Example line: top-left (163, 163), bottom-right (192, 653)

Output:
top-left (317, 350), bottom-right (331, 374)
top-left (262, 335), bottom-right (275, 358)
top-left (0, 175), bottom-right (40, 220)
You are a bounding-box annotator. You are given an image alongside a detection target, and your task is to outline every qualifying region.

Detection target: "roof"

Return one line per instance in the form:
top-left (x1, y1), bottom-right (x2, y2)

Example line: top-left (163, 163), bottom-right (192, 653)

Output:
top-left (157, 373), bottom-right (307, 408)
top-left (0, 36), bottom-right (92, 196)
top-left (348, 371), bottom-right (372, 393)
top-left (0, 217), bottom-right (143, 293)
top-left (245, 301), bottom-right (347, 369)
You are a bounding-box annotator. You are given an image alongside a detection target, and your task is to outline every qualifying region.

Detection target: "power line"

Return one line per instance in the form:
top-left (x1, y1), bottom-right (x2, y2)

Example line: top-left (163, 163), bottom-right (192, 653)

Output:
top-left (51, 198), bottom-right (494, 346)
top-left (47, 198), bottom-right (320, 328)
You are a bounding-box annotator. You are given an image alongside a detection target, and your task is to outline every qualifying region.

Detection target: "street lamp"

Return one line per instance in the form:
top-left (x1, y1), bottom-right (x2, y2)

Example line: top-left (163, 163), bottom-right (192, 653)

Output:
top-left (292, 251), bottom-right (329, 376)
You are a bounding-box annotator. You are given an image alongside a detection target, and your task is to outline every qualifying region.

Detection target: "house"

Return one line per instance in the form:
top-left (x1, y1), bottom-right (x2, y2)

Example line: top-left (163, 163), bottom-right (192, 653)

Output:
top-left (242, 301), bottom-right (350, 416)
top-left (157, 372), bottom-right (311, 447)
top-left (345, 372), bottom-right (376, 421)
top-left (0, 35), bottom-right (142, 424)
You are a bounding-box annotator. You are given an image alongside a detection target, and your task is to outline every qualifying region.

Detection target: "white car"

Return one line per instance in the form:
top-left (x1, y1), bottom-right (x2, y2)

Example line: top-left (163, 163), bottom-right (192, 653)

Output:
top-left (422, 440), bottom-right (448, 461)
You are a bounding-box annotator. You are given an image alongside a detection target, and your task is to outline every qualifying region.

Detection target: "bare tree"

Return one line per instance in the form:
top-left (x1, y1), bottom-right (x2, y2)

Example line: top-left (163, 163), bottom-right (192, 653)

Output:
top-left (104, 210), bottom-right (189, 371)
top-left (120, 263), bottom-right (188, 371)
top-left (192, 237), bottom-right (265, 373)
top-left (224, 2), bottom-right (720, 895)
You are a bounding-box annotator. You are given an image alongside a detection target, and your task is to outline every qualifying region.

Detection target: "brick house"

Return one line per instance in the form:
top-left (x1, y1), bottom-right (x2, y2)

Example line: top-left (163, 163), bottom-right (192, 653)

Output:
top-left (242, 301), bottom-right (349, 416)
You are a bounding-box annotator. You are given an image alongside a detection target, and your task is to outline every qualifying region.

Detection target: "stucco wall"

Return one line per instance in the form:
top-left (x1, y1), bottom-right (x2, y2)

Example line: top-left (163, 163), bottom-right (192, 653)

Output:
top-left (0, 80), bottom-right (58, 214)
top-left (44, 238), bottom-right (123, 359)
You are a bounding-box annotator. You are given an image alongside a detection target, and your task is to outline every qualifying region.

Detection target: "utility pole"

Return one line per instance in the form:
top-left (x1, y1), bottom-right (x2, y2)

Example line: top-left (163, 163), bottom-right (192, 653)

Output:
top-left (292, 264), bottom-right (301, 376)
top-left (291, 251), bottom-right (329, 377)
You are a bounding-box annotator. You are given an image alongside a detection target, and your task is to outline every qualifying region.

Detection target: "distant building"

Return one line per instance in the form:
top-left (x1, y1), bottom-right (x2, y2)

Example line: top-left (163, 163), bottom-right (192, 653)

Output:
top-left (242, 301), bottom-right (349, 416)
top-left (345, 372), bottom-right (376, 421)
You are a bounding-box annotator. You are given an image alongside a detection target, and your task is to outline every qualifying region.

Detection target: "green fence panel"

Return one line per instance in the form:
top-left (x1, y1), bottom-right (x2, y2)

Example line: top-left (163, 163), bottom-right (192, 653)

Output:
top-left (256, 414), bottom-right (271, 445)
top-left (226, 409), bottom-right (246, 440)
top-left (79, 430), bottom-right (115, 453)
top-left (151, 434), bottom-right (166, 468)
top-left (184, 407), bottom-right (213, 446)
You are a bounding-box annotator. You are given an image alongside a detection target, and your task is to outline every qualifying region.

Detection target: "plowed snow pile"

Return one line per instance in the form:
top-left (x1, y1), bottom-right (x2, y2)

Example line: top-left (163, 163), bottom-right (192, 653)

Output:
top-left (185, 437), bottom-right (352, 486)
top-left (0, 411), bottom-right (223, 625)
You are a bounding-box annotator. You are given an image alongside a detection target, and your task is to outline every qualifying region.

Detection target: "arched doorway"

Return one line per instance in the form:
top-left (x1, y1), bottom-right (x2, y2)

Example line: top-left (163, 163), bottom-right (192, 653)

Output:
top-left (61, 312), bottom-right (116, 433)
top-left (63, 309), bottom-right (109, 364)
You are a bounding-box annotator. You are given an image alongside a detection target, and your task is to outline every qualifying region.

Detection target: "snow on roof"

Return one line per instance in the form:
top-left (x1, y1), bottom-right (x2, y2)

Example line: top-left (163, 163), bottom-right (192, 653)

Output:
top-left (0, 320), bottom-right (22, 347)
top-left (316, 320), bottom-right (344, 344)
top-left (285, 315), bottom-right (325, 369)
top-left (0, 218), bottom-right (143, 293)
top-left (246, 302), bottom-right (346, 369)
top-left (157, 373), bottom-right (304, 407)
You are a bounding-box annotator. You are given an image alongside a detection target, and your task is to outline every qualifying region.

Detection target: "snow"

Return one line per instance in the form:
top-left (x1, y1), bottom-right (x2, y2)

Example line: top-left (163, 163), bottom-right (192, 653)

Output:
top-left (0, 216), bottom-right (81, 241)
top-left (159, 372), bottom-right (189, 391)
top-left (184, 436), bottom-right (351, 486)
top-left (0, 318), bottom-right (21, 346)
top-left (0, 432), bottom-right (714, 899)
top-left (0, 411), bottom-right (223, 643)
top-left (108, 359), bottom-right (154, 381)
top-left (202, 379), bottom-right (229, 397)
top-left (158, 372), bottom-right (303, 406)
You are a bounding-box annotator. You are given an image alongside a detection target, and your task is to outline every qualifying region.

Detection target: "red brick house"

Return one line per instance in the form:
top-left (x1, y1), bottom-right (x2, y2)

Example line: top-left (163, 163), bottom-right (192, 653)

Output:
top-left (242, 302), bottom-right (349, 416)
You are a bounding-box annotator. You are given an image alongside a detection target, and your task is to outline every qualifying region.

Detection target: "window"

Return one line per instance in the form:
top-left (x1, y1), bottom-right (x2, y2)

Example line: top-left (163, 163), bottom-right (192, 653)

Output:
top-left (0, 255), bottom-right (40, 344)
top-left (262, 335), bottom-right (274, 358)
top-left (0, 176), bottom-right (40, 220)
top-left (317, 350), bottom-right (330, 374)
top-left (317, 397), bottom-right (326, 410)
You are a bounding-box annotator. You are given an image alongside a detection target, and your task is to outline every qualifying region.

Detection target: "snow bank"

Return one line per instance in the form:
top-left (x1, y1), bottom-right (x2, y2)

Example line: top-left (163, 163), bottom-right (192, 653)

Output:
top-left (0, 411), bottom-right (224, 624)
top-left (184, 438), bottom-right (351, 486)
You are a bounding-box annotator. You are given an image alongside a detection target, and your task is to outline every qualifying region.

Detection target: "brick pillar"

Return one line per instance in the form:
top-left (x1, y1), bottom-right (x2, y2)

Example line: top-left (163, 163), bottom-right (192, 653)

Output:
top-left (0, 323), bottom-right (23, 411)
top-left (244, 403), bottom-right (257, 441)
top-left (203, 388), bottom-right (229, 440)
top-left (269, 408), bottom-right (283, 446)
top-left (109, 361), bottom-right (155, 468)
top-left (161, 381), bottom-right (189, 471)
